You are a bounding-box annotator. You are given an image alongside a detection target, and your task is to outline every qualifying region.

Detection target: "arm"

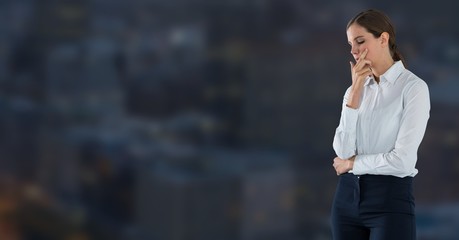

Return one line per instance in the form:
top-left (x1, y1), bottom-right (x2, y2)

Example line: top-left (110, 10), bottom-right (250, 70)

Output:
top-left (332, 87), bottom-right (359, 160)
top-left (333, 49), bottom-right (371, 160)
top-left (332, 50), bottom-right (372, 175)
top-left (352, 80), bottom-right (430, 177)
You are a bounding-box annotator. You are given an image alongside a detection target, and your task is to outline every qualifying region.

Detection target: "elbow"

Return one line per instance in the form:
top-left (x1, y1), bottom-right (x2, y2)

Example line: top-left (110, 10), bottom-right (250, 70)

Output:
top-left (336, 152), bottom-right (353, 160)
top-left (332, 132), bottom-right (356, 159)
top-left (387, 150), bottom-right (417, 176)
top-left (333, 140), bottom-right (349, 159)
top-left (332, 141), bottom-right (341, 158)
top-left (334, 148), bottom-right (354, 160)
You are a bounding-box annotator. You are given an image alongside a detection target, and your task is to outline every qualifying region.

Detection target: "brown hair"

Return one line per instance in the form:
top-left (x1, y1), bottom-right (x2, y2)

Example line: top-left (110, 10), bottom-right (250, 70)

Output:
top-left (347, 9), bottom-right (405, 66)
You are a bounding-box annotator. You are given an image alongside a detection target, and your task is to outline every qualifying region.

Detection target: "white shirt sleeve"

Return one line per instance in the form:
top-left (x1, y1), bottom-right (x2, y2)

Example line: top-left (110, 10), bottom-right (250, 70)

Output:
top-left (352, 80), bottom-right (430, 177)
top-left (333, 87), bottom-right (359, 160)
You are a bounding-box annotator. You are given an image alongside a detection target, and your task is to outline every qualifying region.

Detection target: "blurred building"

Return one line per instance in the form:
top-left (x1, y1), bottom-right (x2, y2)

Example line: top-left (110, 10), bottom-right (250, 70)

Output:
top-left (0, 0), bottom-right (458, 239)
top-left (136, 149), bottom-right (298, 240)
top-left (417, 203), bottom-right (459, 240)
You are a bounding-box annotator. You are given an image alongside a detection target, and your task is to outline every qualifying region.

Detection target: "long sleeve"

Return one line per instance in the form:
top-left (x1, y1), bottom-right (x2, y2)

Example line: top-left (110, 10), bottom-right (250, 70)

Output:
top-left (333, 87), bottom-right (359, 160)
top-left (352, 80), bottom-right (430, 177)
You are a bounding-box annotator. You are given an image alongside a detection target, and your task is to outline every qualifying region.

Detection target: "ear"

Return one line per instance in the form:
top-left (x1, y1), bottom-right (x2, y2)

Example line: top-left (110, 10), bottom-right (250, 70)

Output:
top-left (380, 32), bottom-right (390, 47)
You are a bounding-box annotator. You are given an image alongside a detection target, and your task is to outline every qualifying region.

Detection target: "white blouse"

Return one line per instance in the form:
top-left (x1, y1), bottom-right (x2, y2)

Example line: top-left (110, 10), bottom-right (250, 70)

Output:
top-left (333, 61), bottom-right (430, 177)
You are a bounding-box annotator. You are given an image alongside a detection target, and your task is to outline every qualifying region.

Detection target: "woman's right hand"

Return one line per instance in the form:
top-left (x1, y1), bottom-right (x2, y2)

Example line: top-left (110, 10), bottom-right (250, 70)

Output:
top-left (350, 48), bottom-right (372, 86)
top-left (346, 49), bottom-right (372, 109)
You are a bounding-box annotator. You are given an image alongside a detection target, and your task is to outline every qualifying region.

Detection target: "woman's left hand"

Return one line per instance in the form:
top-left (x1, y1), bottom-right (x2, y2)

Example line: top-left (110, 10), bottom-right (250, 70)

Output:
top-left (333, 156), bottom-right (355, 175)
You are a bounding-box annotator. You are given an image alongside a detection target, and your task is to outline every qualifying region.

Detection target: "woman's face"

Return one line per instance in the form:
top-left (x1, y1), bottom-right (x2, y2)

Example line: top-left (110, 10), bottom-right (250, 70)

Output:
top-left (346, 23), bottom-right (383, 65)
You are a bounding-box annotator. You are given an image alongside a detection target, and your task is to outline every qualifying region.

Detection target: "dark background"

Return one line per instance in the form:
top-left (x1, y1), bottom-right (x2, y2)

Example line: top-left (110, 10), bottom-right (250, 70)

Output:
top-left (0, 0), bottom-right (458, 239)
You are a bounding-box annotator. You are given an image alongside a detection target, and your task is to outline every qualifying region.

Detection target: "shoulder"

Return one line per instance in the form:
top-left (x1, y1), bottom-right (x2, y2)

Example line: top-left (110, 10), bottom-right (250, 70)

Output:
top-left (398, 69), bottom-right (430, 107)
top-left (399, 69), bottom-right (429, 93)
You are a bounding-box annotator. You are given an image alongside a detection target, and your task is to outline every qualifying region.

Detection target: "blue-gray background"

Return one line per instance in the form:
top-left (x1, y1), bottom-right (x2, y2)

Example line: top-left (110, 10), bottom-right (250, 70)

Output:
top-left (0, 0), bottom-right (458, 239)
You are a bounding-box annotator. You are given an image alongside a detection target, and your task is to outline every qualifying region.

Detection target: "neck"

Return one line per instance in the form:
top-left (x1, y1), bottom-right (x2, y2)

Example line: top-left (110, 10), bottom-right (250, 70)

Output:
top-left (371, 57), bottom-right (395, 80)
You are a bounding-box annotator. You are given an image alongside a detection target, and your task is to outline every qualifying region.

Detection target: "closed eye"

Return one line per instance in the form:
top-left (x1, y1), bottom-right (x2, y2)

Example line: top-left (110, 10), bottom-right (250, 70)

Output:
top-left (348, 38), bottom-right (365, 47)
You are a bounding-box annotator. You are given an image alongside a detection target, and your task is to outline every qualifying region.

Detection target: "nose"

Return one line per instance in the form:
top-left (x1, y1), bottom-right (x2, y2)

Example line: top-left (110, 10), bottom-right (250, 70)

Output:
top-left (350, 45), bottom-right (359, 57)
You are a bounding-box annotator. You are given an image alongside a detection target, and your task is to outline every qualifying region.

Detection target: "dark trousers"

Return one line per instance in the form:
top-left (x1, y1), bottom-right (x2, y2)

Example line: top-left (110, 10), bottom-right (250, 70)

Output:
top-left (331, 173), bottom-right (416, 240)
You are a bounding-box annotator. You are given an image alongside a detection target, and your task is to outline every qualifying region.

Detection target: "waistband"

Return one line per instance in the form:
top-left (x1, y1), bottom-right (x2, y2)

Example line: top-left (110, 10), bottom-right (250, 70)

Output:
top-left (340, 172), bottom-right (413, 183)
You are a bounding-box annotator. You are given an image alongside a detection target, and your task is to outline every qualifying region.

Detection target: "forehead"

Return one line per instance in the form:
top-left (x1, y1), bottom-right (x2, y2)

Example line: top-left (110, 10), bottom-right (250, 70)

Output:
top-left (346, 23), bottom-right (371, 41)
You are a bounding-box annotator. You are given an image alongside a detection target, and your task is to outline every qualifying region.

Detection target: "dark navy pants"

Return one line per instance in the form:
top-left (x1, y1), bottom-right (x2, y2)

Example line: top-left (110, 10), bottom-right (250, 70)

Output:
top-left (331, 173), bottom-right (416, 240)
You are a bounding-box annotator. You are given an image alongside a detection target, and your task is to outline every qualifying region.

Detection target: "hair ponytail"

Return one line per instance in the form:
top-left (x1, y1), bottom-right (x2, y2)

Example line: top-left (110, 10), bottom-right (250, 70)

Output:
top-left (391, 44), bottom-right (406, 67)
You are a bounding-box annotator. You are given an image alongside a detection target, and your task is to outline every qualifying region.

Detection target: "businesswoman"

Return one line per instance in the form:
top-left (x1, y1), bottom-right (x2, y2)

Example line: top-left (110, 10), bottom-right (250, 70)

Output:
top-left (331, 9), bottom-right (430, 240)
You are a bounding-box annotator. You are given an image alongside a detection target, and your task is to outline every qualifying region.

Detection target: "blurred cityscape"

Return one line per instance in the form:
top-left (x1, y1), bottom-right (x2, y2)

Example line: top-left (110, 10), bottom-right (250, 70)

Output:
top-left (0, 0), bottom-right (458, 239)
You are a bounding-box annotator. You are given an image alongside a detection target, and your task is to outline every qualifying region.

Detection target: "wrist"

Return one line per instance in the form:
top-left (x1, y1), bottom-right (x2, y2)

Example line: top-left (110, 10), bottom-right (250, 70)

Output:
top-left (347, 88), bottom-right (362, 109)
top-left (347, 156), bottom-right (355, 171)
top-left (351, 82), bottom-right (364, 91)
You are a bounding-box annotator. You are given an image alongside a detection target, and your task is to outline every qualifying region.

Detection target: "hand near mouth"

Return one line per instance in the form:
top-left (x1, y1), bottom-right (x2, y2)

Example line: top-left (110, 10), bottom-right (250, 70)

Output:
top-left (347, 49), bottom-right (372, 109)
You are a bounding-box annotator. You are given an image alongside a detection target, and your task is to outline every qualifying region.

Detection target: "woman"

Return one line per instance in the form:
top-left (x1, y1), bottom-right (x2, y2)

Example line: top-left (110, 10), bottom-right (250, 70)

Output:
top-left (331, 9), bottom-right (430, 240)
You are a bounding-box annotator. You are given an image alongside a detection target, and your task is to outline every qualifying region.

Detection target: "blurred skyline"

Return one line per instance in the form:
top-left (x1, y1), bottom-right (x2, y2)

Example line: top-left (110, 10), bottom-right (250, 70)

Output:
top-left (0, 0), bottom-right (458, 239)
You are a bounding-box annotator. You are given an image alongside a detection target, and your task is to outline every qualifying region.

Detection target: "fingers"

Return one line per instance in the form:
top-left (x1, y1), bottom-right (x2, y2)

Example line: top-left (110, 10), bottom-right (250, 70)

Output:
top-left (350, 59), bottom-right (372, 85)
top-left (350, 48), bottom-right (372, 79)
top-left (333, 157), bottom-right (352, 176)
top-left (333, 157), bottom-right (341, 163)
top-left (360, 48), bottom-right (368, 60)
top-left (333, 157), bottom-right (343, 175)
top-left (354, 59), bottom-right (372, 71)
top-left (352, 49), bottom-right (371, 70)
top-left (356, 67), bottom-right (372, 77)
